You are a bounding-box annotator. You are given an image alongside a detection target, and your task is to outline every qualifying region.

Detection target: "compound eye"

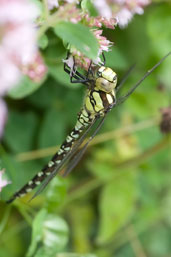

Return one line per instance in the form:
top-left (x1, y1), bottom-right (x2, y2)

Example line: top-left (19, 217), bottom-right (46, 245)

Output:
top-left (97, 70), bottom-right (102, 77)
top-left (113, 75), bottom-right (117, 82)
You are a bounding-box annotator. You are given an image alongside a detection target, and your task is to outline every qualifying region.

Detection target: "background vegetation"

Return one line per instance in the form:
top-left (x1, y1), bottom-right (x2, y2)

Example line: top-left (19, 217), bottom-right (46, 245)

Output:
top-left (0, 1), bottom-right (171, 257)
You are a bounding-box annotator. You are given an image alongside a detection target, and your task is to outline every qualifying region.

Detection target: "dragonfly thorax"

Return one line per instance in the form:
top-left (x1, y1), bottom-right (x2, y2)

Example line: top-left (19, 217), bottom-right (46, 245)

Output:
top-left (95, 66), bottom-right (117, 93)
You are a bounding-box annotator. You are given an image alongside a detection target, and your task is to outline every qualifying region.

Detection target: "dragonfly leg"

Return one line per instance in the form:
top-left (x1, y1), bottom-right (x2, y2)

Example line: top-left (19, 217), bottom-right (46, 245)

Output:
top-left (64, 55), bottom-right (90, 84)
top-left (102, 52), bottom-right (106, 66)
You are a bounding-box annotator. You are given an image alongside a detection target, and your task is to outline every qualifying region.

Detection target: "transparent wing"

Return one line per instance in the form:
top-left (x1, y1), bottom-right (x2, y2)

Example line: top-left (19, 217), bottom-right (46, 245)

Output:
top-left (30, 118), bottom-right (97, 201)
top-left (116, 52), bottom-right (171, 105)
top-left (63, 116), bottom-right (106, 177)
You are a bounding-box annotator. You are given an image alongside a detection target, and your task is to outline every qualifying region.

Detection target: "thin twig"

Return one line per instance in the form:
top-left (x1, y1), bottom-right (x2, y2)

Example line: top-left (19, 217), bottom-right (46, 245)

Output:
top-left (65, 135), bottom-right (170, 203)
top-left (127, 225), bottom-right (147, 257)
top-left (15, 117), bottom-right (159, 162)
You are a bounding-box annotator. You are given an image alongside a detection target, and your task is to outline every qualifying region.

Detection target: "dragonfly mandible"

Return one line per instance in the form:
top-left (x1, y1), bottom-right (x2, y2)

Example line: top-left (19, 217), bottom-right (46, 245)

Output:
top-left (6, 52), bottom-right (170, 203)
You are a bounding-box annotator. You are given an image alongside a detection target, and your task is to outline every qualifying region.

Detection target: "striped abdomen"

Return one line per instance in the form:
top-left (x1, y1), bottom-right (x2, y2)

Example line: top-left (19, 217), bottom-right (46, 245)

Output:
top-left (7, 86), bottom-right (116, 203)
top-left (7, 108), bottom-right (93, 203)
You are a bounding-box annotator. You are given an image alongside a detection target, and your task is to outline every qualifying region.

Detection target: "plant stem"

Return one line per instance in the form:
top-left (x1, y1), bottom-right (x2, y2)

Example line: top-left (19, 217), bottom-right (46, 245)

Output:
top-left (65, 135), bottom-right (170, 203)
top-left (15, 117), bottom-right (158, 162)
top-left (0, 205), bottom-right (11, 235)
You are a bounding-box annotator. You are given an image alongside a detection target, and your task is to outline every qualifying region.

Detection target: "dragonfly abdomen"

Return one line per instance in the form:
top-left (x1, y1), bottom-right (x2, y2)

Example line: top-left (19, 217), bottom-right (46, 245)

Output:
top-left (7, 108), bottom-right (93, 203)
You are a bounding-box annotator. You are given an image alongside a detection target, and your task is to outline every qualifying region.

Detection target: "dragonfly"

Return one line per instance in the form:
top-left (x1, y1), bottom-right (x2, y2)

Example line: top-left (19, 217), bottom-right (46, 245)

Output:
top-left (7, 51), bottom-right (170, 203)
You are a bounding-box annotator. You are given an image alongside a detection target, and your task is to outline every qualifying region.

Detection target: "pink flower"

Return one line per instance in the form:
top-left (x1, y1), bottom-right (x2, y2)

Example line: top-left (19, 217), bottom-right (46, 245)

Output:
top-left (0, 51), bottom-right (21, 95)
top-left (0, 169), bottom-right (11, 192)
top-left (83, 14), bottom-right (117, 29)
top-left (0, 0), bottom-right (39, 96)
top-left (48, 0), bottom-right (59, 10)
top-left (93, 0), bottom-right (150, 28)
top-left (48, 0), bottom-right (78, 10)
top-left (57, 3), bottom-right (81, 23)
top-left (93, 0), bottom-right (112, 18)
top-left (0, 99), bottom-right (7, 139)
top-left (116, 8), bottom-right (133, 28)
top-left (22, 53), bottom-right (47, 83)
top-left (65, 29), bottom-right (112, 70)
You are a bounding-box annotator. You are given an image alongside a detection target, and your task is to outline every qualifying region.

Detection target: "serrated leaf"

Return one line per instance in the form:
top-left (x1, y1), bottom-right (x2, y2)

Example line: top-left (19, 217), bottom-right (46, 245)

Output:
top-left (97, 171), bottom-right (136, 244)
top-left (8, 76), bottom-right (45, 99)
top-left (54, 21), bottom-right (98, 60)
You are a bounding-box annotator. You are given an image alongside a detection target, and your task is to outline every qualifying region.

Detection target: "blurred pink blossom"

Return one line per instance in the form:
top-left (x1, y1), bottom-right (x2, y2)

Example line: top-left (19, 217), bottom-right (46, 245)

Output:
top-left (93, 0), bottom-right (112, 18)
top-left (48, 0), bottom-right (78, 10)
top-left (0, 169), bottom-right (11, 192)
top-left (83, 14), bottom-right (117, 29)
top-left (0, 0), bottom-right (39, 96)
top-left (22, 53), bottom-right (47, 83)
top-left (57, 3), bottom-right (81, 23)
top-left (0, 99), bottom-right (7, 139)
top-left (48, 0), bottom-right (59, 10)
top-left (94, 0), bottom-right (150, 28)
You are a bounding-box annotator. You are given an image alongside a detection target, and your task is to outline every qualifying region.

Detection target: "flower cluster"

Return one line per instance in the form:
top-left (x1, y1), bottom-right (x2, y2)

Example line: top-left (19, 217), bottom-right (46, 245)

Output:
top-left (0, 0), bottom-right (39, 95)
top-left (94, 0), bottom-right (150, 28)
top-left (68, 28), bottom-right (113, 71)
top-left (22, 53), bottom-right (47, 83)
top-left (60, 4), bottom-right (117, 70)
top-left (48, 0), bottom-right (78, 10)
top-left (0, 0), bottom-right (46, 140)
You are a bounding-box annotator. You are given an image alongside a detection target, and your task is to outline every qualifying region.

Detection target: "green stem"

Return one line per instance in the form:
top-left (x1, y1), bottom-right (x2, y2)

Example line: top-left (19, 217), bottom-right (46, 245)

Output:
top-left (0, 205), bottom-right (11, 235)
top-left (16, 203), bottom-right (33, 226)
top-left (42, 0), bottom-right (50, 20)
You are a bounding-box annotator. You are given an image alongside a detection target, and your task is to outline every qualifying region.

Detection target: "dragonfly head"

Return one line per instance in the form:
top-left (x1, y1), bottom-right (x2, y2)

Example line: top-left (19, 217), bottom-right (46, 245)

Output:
top-left (95, 66), bottom-right (117, 93)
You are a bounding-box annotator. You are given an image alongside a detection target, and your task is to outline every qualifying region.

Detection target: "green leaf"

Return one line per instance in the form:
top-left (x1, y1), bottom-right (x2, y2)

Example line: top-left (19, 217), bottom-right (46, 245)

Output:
top-left (97, 171), bottom-right (136, 244)
top-left (54, 21), bottom-right (99, 60)
top-left (38, 108), bottom-right (66, 148)
top-left (26, 209), bottom-right (47, 257)
top-left (4, 110), bottom-right (38, 153)
top-left (56, 254), bottom-right (97, 257)
top-left (38, 34), bottom-right (48, 49)
top-left (27, 209), bottom-right (69, 257)
top-left (45, 177), bottom-right (67, 212)
top-left (147, 4), bottom-right (171, 56)
top-left (81, 0), bottom-right (98, 16)
top-left (48, 63), bottom-right (82, 88)
top-left (8, 76), bottom-right (46, 99)
top-left (105, 47), bottom-right (129, 70)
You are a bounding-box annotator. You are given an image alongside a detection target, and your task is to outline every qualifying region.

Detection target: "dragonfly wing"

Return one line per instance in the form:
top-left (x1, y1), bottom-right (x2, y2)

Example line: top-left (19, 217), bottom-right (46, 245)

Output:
top-left (63, 116), bottom-right (106, 177)
top-left (30, 118), bottom-right (97, 201)
top-left (116, 52), bottom-right (171, 105)
top-left (116, 64), bottom-right (136, 93)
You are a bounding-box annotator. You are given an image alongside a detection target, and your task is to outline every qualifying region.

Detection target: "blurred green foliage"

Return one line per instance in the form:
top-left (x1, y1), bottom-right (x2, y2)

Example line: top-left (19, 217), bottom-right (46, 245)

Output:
top-left (0, 2), bottom-right (171, 257)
